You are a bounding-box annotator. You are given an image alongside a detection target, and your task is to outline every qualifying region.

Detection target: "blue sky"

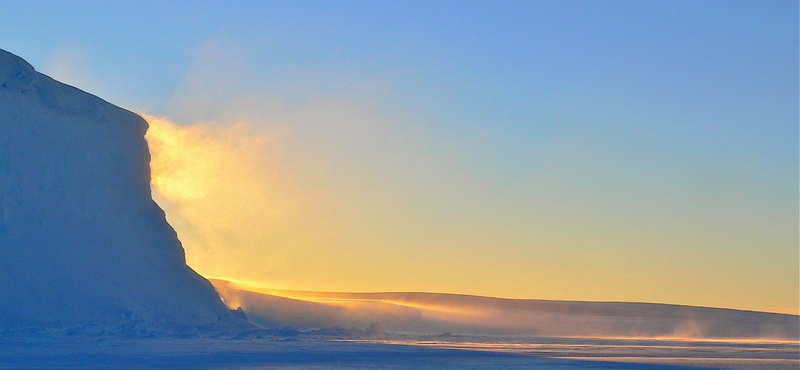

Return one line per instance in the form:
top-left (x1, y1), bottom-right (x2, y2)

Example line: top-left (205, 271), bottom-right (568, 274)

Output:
top-left (2, 1), bottom-right (797, 313)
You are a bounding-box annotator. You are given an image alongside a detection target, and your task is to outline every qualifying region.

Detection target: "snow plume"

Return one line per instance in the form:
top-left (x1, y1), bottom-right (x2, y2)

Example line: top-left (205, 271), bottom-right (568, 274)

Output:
top-left (144, 116), bottom-right (307, 283)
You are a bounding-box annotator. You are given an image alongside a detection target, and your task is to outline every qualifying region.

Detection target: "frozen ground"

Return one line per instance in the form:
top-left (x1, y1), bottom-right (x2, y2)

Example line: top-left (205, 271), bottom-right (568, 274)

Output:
top-left (201, 280), bottom-right (799, 369)
top-left (1, 332), bottom-right (796, 370)
top-left (356, 335), bottom-right (800, 370)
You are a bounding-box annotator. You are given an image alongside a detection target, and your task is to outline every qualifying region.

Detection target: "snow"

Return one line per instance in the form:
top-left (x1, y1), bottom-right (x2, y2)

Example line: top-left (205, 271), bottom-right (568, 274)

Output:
top-left (0, 49), bottom-right (247, 334)
top-left (0, 334), bottom-right (797, 370)
top-left (211, 280), bottom-right (800, 340)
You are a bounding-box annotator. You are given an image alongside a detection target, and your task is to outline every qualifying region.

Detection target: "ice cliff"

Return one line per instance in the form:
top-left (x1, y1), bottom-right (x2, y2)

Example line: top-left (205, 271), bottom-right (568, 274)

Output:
top-left (0, 49), bottom-right (242, 335)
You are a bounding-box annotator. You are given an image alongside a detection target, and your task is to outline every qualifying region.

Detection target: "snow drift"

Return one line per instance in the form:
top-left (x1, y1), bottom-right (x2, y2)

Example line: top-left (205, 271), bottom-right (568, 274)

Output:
top-left (0, 49), bottom-right (243, 334)
top-left (213, 280), bottom-right (800, 340)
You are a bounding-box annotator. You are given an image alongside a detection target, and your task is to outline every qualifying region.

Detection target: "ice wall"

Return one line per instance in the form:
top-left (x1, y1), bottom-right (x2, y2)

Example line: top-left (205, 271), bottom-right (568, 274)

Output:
top-left (0, 49), bottom-right (239, 334)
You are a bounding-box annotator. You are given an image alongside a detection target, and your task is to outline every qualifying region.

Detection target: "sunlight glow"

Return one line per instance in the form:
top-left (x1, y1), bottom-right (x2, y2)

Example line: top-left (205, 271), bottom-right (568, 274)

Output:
top-left (144, 115), bottom-right (306, 277)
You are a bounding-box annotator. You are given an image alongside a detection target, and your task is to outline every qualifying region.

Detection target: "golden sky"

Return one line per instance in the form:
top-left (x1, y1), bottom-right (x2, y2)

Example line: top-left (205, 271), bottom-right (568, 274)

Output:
top-left (5, 0), bottom-right (795, 318)
top-left (145, 115), bottom-right (798, 315)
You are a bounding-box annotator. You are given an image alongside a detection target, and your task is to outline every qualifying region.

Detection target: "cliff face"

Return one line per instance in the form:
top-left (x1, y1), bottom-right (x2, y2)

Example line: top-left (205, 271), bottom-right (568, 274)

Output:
top-left (0, 49), bottom-right (237, 334)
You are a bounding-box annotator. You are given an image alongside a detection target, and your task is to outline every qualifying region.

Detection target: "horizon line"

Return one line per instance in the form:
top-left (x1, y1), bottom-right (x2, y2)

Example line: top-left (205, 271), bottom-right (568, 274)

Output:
top-left (208, 277), bottom-right (800, 317)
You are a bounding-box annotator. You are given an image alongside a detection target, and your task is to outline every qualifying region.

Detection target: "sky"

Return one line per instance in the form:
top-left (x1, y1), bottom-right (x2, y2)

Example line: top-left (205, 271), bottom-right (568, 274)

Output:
top-left (1, 0), bottom-right (797, 314)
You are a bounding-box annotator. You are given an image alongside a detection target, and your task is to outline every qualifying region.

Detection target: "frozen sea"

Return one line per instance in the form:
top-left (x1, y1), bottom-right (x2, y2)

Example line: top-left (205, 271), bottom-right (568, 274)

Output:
top-left (1, 333), bottom-right (796, 369)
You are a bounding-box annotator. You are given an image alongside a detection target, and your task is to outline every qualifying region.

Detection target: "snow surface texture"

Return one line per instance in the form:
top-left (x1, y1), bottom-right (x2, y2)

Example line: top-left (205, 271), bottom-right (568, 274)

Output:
top-left (0, 49), bottom-right (244, 335)
top-left (1, 335), bottom-right (797, 370)
top-left (213, 280), bottom-right (800, 340)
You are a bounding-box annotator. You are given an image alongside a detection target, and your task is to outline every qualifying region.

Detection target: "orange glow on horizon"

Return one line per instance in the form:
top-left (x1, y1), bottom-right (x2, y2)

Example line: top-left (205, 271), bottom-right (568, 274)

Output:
top-left (143, 114), bottom-right (798, 317)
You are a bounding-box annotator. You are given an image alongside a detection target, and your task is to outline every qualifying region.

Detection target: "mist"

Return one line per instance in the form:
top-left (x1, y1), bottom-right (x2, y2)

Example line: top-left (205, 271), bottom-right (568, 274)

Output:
top-left (133, 35), bottom-right (800, 314)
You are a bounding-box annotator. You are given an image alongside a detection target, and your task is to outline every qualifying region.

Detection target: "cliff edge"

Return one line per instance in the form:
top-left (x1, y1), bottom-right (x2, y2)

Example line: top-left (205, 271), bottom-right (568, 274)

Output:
top-left (0, 49), bottom-right (246, 335)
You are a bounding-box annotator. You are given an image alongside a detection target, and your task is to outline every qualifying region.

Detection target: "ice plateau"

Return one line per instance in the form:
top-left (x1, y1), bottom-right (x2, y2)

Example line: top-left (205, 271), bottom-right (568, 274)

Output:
top-left (0, 49), bottom-right (245, 335)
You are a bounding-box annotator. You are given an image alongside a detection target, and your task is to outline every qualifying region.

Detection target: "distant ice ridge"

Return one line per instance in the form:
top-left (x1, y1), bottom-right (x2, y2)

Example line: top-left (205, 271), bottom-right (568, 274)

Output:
top-left (0, 49), bottom-right (249, 336)
top-left (213, 280), bottom-right (800, 341)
